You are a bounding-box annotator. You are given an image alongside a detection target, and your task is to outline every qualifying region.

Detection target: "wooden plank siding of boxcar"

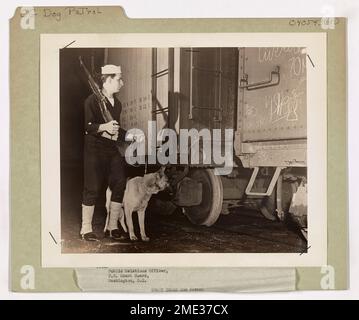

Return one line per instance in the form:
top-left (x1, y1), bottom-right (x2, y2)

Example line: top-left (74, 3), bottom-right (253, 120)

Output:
top-left (154, 48), bottom-right (169, 132)
top-left (107, 48), bottom-right (171, 143)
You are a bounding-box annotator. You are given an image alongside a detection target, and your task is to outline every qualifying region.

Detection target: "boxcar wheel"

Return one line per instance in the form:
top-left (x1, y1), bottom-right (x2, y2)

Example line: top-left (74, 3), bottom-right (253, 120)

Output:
top-left (183, 168), bottom-right (223, 226)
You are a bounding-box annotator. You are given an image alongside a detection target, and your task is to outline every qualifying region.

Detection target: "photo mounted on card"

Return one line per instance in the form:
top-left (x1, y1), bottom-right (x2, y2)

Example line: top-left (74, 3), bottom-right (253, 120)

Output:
top-left (40, 33), bottom-right (326, 268)
top-left (11, 6), bottom-right (347, 291)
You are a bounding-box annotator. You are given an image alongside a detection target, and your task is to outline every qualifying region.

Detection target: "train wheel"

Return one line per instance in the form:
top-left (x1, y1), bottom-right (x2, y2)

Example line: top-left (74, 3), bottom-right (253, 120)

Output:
top-left (183, 168), bottom-right (223, 226)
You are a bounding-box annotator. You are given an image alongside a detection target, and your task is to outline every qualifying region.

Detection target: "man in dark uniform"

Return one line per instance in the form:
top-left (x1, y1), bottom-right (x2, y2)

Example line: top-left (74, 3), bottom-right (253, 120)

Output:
top-left (80, 64), bottom-right (127, 241)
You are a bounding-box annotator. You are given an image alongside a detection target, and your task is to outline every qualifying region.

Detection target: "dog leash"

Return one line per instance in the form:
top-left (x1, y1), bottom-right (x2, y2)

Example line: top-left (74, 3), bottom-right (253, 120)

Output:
top-left (144, 154), bottom-right (148, 174)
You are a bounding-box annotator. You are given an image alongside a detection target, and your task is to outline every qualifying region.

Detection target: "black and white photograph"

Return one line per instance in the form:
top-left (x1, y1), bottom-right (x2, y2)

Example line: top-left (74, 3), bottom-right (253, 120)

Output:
top-left (41, 34), bottom-right (327, 267)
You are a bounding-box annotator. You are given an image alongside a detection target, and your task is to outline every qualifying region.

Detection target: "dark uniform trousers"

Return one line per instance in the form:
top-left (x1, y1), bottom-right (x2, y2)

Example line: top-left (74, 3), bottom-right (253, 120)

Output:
top-left (82, 133), bottom-right (127, 206)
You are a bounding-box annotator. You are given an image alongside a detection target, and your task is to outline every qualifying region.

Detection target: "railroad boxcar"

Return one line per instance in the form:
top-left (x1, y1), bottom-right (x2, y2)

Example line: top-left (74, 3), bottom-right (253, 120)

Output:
top-left (102, 47), bottom-right (307, 238)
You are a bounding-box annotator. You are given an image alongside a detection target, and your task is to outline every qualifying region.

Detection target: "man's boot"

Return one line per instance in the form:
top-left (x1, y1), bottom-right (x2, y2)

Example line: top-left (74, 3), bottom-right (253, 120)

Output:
top-left (105, 201), bottom-right (126, 240)
top-left (80, 204), bottom-right (98, 241)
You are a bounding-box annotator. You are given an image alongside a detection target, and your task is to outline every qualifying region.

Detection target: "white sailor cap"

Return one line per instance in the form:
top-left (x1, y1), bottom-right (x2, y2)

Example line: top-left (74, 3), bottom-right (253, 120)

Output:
top-left (101, 64), bottom-right (122, 75)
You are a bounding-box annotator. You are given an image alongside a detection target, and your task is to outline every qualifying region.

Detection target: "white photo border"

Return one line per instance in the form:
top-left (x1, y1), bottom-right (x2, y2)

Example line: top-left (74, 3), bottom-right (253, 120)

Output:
top-left (40, 33), bottom-right (327, 268)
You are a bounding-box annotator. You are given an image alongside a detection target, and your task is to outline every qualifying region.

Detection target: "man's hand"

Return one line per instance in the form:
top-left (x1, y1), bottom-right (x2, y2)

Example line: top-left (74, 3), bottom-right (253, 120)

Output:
top-left (126, 131), bottom-right (145, 143)
top-left (99, 120), bottom-right (119, 135)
